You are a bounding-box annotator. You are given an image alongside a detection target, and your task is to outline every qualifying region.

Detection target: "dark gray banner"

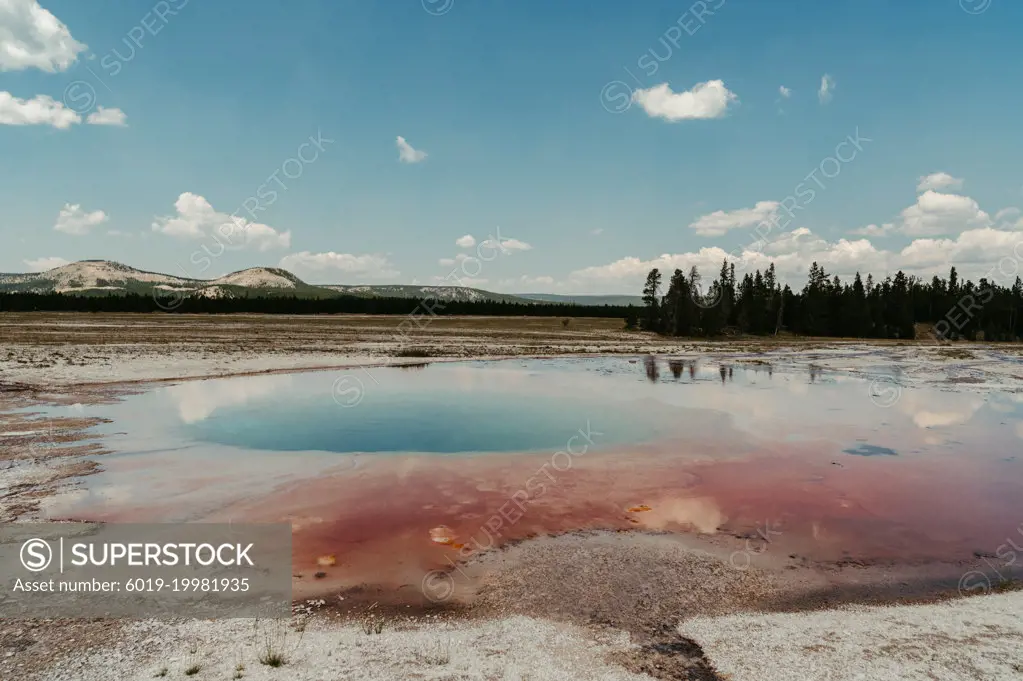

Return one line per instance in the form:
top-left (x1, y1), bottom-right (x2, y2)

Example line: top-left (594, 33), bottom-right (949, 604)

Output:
top-left (0, 523), bottom-right (292, 618)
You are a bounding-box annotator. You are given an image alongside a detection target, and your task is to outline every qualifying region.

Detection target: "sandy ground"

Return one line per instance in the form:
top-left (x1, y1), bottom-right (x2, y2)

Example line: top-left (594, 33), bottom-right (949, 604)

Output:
top-left (682, 591), bottom-right (1023, 681)
top-left (2, 312), bottom-right (1022, 680)
top-left (32, 594), bottom-right (1023, 681)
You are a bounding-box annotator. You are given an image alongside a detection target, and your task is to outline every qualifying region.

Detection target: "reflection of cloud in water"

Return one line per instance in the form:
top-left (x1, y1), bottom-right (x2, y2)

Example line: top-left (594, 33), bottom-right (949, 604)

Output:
top-left (897, 391), bottom-right (983, 430)
top-left (780, 377), bottom-right (810, 396)
top-left (167, 375), bottom-right (294, 423)
top-left (635, 497), bottom-right (723, 533)
top-left (913, 410), bottom-right (975, 429)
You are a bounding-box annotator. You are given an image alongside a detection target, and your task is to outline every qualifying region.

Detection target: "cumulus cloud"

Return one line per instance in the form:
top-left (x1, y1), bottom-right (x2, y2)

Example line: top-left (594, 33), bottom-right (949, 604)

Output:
top-left (563, 217), bottom-right (1023, 294)
top-left (0, 91), bottom-right (79, 128)
top-left (631, 80), bottom-right (738, 121)
top-left (86, 106), bottom-right (127, 126)
top-left (512, 186), bottom-right (1023, 294)
top-left (897, 228), bottom-right (1023, 274)
top-left (0, 0), bottom-right (86, 72)
top-left (396, 136), bottom-right (427, 163)
top-left (455, 234), bottom-right (476, 248)
top-left (852, 223), bottom-right (895, 237)
top-left (278, 251), bottom-right (399, 281)
top-left (778, 86), bottom-right (791, 98)
top-left (485, 236), bottom-right (532, 252)
top-left (23, 256), bottom-right (69, 271)
top-left (689, 201), bottom-right (780, 237)
top-left (898, 191), bottom-right (990, 236)
top-left (54, 203), bottom-right (109, 235)
top-left (916, 172), bottom-right (963, 193)
top-left (818, 74), bottom-right (835, 104)
top-left (152, 192), bottom-right (291, 251)
top-left (566, 233), bottom-right (878, 293)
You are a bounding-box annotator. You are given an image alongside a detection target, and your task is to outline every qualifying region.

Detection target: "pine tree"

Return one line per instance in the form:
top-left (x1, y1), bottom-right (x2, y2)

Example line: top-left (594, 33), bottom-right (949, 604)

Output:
top-left (642, 268), bottom-right (662, 331)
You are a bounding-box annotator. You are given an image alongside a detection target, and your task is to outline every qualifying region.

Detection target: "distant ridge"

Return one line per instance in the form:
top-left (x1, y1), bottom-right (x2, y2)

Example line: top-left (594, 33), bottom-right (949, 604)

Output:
top-left (516, 292), bottom-right (643, 306)
top-left (0, 260), bottom-right (634, 306)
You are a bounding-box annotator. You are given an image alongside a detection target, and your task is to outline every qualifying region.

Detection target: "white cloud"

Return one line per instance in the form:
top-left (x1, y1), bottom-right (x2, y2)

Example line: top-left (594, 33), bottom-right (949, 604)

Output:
top-left (852, 223), bottom-right (895, 237)
top-left (152, 192), bottom-right (291, 251)
top-left (0, 91), bottom-right (79, 128)
top-left (916, 172), bottom-right (963, 193)
top-left (396, 136), bottom-right (427, 163)
top-left (994, 207), bottom-right (1021, 225)
top-left (455, 234), bottom-right (476, 248)
top-left (567, 232), bottom-right (884, 293)
top-left (0, 0), bottom-right (86, 72)
top-left (278, 251), bottom-right (399, 281)
top-left (898, 191), bottom-right (990, 236)
top-left (54, 203), bottom-right (109, 235)
top-left (560, 217), bottom-right (1023, 294)
top-left (818, 74), bottom-right (835, 104)
top-left (23, 256), bottom-right (68, 271)
top-left (439, 253), bottom-right (472, 267)
top-left (483, 236), bottom-right (532, 252)
top-left (590, 228), bottom-right (604, 236)
top-left (897, 228), bottom-right (1023, 275)
top-left (778, 86), bottom-right (791, 98)
top-left (86, 106), bottom-right (127, 126)
top-left (631, 80), bottom-right (738, 121)
top-left (522, 185), bottom-right (1023, 294)
top-left (689, 201), bottom-right (780, 237)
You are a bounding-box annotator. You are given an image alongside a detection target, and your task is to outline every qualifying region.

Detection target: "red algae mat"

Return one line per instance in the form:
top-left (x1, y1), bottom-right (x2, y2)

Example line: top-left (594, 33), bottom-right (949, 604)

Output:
top-left (198, 438), bottom-right (1021, 600)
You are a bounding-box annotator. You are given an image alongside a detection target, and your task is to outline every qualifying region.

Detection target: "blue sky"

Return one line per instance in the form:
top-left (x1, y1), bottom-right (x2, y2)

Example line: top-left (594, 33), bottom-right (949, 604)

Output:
top-left (2, 0), bottom-right (1022, 293)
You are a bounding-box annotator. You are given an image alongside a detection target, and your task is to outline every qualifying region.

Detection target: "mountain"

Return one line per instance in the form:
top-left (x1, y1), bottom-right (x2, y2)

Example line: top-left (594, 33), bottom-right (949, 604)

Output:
top-left (0, 260), bottom-right (197, 295)
top-left (0, 260), bottom-right (620, 306)
top-left (209, 267), bottom-right (303, 289)
top-left (516, 293), bottom-right (643, 306)
top-left (321, 284), bottom-right (531, 304)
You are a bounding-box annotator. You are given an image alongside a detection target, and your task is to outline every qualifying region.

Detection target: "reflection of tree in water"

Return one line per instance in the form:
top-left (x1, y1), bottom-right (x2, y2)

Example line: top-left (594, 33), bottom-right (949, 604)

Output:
top-left (809, 364), bottom-right (822, 383)
top-left (668, 359), bottom-right (684, 380)
top-left (688, 361), bottom-right (696, 379)
top-left (396, 363), bottom-right (430, 371)
top-left (643, 355), bottom-right (660, 383)
top-left (719, 365), bottom-right (727, 384)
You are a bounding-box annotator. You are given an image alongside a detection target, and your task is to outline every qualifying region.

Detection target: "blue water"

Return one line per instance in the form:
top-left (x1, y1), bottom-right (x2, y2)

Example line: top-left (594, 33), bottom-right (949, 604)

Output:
top-left (184, 375), bottom-right (674, 454)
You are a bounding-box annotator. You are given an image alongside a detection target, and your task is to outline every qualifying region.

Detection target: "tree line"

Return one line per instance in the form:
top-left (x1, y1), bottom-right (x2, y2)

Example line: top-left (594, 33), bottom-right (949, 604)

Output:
top-left (638, 261), bottom-right (1023, 341)
top-left (0, 291), bottom-right (633, 319)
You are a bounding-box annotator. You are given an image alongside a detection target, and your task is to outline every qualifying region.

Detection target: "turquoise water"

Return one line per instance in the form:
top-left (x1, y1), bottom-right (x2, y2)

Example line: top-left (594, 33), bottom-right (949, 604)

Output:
top-left (183, 366), bottom-right (679, 454)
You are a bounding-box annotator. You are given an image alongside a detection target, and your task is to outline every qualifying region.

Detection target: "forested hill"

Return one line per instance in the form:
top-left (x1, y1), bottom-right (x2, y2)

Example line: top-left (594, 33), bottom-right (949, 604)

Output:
top-left (638, 261), bottom-right (1023, 341)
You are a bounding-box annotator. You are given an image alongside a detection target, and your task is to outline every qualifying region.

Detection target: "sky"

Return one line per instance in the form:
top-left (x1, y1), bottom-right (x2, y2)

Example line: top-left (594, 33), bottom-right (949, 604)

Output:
top-left (2, 0), bottom-right (1023, 294)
